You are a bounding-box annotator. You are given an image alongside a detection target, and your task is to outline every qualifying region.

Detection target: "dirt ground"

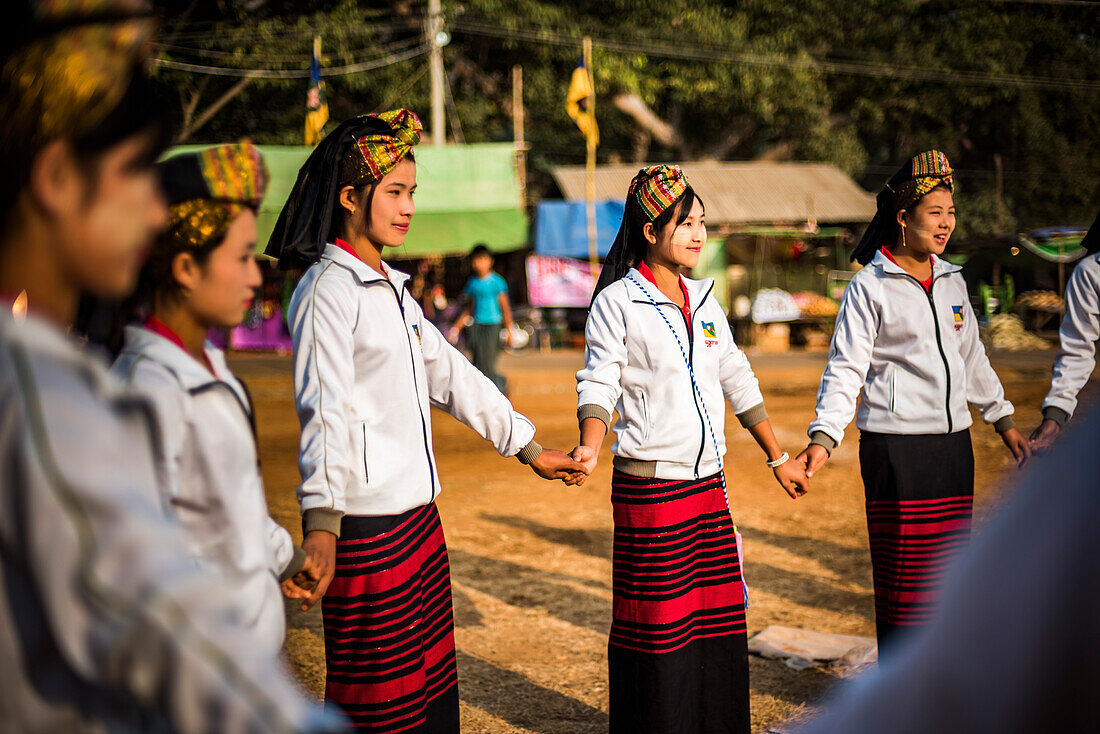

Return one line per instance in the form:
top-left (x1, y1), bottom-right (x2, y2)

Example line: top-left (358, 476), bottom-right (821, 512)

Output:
top-left (233, 346), bottom-right (1080, 733)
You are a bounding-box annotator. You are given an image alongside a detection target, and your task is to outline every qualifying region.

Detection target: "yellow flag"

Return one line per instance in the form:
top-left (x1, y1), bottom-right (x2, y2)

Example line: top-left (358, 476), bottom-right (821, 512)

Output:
top-left (566, 59), bottom-right (598, 146)
top-left (305, 36), bottom-right (329, 146)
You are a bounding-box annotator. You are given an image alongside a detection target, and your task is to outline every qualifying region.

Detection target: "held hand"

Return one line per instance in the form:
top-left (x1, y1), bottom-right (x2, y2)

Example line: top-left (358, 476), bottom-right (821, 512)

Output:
top-left (1029, 419), bottom-right (1060, 454)
top-left (564, 445), bottom-right (599, 486)
top-left (280, 550), bottom-right (324, 599)
top-left (298, 530), bottom-right (337, 612)
top-left (530, 448), bottom-right (589, 482)
top-left (1001, 427), bottom-right (1031, 468)
top-left (796, 444), bottom-right (830, 477)
top-left (773, 459), bottom-right (809, 499)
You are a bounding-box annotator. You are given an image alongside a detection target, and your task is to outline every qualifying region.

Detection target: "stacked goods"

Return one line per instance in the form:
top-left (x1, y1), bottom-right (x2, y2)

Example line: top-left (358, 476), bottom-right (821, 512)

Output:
top-left (791, 292), bottom-right (840, 318)
top-left (988, 314), bottom-right (1052, 350)
top-left (1016, 290), bottom-right (1064, 312)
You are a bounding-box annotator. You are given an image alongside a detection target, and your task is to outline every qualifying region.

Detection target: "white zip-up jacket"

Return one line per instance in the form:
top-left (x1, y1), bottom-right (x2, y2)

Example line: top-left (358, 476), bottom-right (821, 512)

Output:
top-left (112, 326), bottom-right (303, 657)
top-left (809, 250), bottom-right (1014, 450)
top-left (0, 309), bottom-right (340, 733)
top-left (289, 244), bottom-right (539, 533)
top-left (576, 268), bottom-right (767, 480)
top-left (1042, 252), bottom-right (1100, 425)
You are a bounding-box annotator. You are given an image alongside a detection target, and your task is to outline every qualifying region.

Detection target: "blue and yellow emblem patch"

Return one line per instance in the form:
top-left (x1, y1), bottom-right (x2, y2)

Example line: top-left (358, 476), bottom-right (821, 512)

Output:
top-left (952, 305), bottom-right (965, 331)
top-left (701, 321), bottom-right (717, 338)
top-left (411, 324), bottom-right (422, 344)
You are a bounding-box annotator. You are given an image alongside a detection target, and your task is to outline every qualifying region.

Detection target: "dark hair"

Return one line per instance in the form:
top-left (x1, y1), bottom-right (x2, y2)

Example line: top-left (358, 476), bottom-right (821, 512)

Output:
top-left (470, 244), bottom-right (491, 259)
top-left (331, 149), bottom-right (416, 242)
top-left (0, 66), bottom-right (175, 225)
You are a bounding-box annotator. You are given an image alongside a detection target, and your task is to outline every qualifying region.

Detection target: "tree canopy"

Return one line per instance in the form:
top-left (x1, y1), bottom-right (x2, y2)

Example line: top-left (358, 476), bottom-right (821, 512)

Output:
top-left (153, 0), bottom-right (1100, 235)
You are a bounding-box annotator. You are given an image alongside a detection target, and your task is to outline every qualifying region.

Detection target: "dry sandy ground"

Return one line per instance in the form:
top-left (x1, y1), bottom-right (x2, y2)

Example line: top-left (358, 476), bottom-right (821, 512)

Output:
top-left (233, 347), bottom-right (1083, 733)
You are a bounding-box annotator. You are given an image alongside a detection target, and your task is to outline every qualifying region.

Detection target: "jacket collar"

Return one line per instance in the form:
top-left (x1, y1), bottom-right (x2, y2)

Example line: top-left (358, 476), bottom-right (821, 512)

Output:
top-left (321, 243), bottom-right (411, 290)
top-left (869, 248), bottom-right (961, 278)
top-left (119, 324), bottom-right (247, 406)
top-left (624, 267), bottom-right (715, 307)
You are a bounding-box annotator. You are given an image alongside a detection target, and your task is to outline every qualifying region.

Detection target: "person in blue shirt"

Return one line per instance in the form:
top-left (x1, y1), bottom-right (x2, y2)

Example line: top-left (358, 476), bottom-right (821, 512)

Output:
top-left (448, 244), bottom-right (516, 392)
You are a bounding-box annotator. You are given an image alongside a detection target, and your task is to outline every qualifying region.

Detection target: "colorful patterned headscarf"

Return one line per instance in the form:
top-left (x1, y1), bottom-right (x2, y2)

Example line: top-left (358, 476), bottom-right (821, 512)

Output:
top-left (340, 108), bottom-right (423, 187)
top-left (267, 110), bottom-right (423, 269)
top-left (159, 142), bottom-right (269, 252)
top-left (3, 0), bottom-right (154, 150)
top-left (629, 165), bottom-right (690, 221)
top-left (852, 150), bottom-right (956, 265)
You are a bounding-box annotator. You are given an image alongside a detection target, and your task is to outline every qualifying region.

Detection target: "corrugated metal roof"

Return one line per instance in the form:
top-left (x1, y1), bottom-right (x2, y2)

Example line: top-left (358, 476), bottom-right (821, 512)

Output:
top-left (551, 161), bottom-right (876, 225)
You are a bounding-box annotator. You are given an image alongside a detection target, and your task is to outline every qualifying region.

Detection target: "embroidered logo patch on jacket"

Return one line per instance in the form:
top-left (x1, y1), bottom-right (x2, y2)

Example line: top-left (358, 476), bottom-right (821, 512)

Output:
top-left (411, 324), bottom-right (422, 344)
top-left (952, 305), bottom-right (965, 331)
top-left (701, 321), bottom-right (717, 338)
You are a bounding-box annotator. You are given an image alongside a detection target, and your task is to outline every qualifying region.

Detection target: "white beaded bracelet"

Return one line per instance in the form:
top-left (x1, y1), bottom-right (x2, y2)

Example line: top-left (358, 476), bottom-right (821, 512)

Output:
top-left (766, 452), bottom-right (790, 469)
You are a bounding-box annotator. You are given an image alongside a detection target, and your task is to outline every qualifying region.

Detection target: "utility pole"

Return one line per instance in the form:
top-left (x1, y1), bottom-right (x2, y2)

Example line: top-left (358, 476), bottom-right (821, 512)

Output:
top-left (583, 36), bottom-right (597, 272)
top-left (512, 65), bottom-right (527, 209)
top-left (428, 0), bottom-right (445, 145)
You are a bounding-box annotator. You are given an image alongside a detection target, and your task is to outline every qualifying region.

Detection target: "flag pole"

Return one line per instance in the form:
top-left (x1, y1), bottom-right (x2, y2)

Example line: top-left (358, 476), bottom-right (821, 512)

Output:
top-left (583, 36), bottom-right (598, 274)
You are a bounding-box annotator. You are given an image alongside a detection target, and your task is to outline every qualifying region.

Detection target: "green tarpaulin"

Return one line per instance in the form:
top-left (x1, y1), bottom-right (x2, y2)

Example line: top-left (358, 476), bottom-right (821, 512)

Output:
top-left (166, 142), bottom-right (527, 257)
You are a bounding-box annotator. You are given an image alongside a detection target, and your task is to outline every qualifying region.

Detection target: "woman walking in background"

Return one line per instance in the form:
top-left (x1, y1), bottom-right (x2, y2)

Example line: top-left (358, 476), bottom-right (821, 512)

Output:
top-left (798, 150), bottom-right (1030, 651)
top-left (266, 108), bottom-right (585, 733)
top-left (571, 165), bottom-right (808, 734)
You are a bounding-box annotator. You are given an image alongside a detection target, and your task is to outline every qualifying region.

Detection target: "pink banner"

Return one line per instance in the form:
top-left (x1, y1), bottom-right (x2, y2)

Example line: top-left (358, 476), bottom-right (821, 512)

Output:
top-left (526, 255), bottom-right (598, 308)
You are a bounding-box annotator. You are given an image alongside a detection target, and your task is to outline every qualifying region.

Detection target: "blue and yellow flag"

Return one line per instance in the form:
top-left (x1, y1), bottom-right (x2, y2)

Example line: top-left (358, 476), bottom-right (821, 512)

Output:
top-left (566, 57), bottom-right (598, 146)
top-left (305, 36), bottom-right (329, 146)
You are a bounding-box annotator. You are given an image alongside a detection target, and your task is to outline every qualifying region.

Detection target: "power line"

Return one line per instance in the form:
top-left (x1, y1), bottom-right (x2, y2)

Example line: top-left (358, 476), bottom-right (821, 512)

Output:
top-left (150, 42), bottom-right (428, 78)
top-left (451, 17), bottom-right (1100, 93)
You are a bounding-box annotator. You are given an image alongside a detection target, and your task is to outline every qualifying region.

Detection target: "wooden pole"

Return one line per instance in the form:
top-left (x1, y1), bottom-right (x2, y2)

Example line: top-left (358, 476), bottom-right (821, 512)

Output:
top-left (428, 0), bottom-right (445, 145)
top-left (583, 37), bottom-right (598, 273)
top-left (512, 65), bottom-right (527, 210)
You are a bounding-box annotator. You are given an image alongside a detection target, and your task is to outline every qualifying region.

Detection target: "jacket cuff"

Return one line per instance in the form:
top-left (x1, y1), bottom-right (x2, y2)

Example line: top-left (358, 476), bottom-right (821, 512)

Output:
top-left (302, 508), bottom-right (343, 538)
top-left (736, 403), bottom-right (768, 429)
top-left (992, 416), bottom-right (1016, 434)
top-left (279, 546), bottom-right (307, 582)
top-left (515, 440), bottom-right (543, 465)
top-left (578, 404), bottom-right (612, 428)
top-left (809, 431), bottom-right (837, 455)
top-left (1042, 406), bottom-right (1070, 427)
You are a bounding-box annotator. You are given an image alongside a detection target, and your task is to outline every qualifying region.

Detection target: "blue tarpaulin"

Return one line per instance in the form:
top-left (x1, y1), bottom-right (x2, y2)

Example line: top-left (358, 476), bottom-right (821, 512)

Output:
top-left (534, 200), bottom-right (625, 258)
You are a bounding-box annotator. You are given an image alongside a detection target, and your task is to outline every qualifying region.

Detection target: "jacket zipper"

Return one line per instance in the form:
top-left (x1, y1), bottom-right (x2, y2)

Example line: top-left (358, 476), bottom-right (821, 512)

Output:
top-left (901, 273), bottom-right (954, 433)
top-left (384, 280), bottom-right (438, 501)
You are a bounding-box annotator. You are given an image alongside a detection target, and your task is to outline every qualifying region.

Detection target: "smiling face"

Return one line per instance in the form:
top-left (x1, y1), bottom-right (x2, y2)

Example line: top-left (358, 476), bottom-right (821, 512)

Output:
top-left (366, 157), bottom-right (416, 249)
top-left (897, 186), bottom-right (956, 257)
top-left (645, 196), bottom-right (707, 271)
top-left (174, 209), bottom-right (262, 329)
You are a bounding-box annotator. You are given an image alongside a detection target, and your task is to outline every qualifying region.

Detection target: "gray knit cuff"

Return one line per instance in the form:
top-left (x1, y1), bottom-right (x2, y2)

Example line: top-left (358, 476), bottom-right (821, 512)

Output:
top-left (992, 415), bottom-right (1016, 434)
top-left (279, 546), bottom-right (307, 582)
top-left (302, 508), bottom-right (343, 538)
top-left (516, 440), bottom-right (543, 465)
top-left (809, 431), bottom-right (837, 455)
top-left (1042, 406), bottom-right (1070, 427)
top-left (578, 404), bottom-right (612, 428)
top-left (736, 403), bottom-right (768, 429)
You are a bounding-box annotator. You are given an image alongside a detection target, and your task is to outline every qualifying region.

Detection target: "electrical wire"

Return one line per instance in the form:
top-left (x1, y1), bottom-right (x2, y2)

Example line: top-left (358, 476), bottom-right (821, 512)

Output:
top-left (150, 42), bottom-right (429, 78)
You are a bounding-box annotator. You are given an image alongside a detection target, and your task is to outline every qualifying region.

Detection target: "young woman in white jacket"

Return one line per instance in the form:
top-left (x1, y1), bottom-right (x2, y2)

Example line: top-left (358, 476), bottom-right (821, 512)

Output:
top-left (112, 142), bottom-right (316, 659)
top-left (1031, 210), bottom-right (1100, 451)
top-left (570, 165), bottom-right (808, 734)
top-left (264, 109), bottom-right (585, 733)
top-left (797, 150), bottom-right (1030, 652)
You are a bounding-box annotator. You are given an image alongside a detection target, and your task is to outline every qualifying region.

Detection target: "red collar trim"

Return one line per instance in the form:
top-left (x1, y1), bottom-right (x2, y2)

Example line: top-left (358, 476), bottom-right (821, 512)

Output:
top-left (881, 247), bottom-right (934, 291)
top-left (333, 238), bottom-right (363, 263)
top-left (638, 260), bottom-right (692, 325)
top-left (143, 316), bottom-right (214, 374)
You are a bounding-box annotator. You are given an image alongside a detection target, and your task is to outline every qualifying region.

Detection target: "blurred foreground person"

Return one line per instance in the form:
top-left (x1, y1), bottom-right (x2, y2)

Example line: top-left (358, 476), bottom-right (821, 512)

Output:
top-left (1031, 209), bottom-right (1100, 452)
top-left (0, 2), bottom-right (340, 731)
top-left (111, 143), bottom-right (320, 659)
top-left (796, 408), bottom-right (1100, 734)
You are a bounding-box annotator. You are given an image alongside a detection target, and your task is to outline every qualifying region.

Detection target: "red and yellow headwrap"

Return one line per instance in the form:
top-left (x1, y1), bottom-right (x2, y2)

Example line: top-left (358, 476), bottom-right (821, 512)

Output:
top-left (339, 108), bottom-right (423, 187)
top-left (890, 149), bottom-right (954, 212)
top-left (159, 141), bottom-right (269, 251)
top-left (628, 164), bottom-right (690, 221)
top-left (3, 0), bottom-right (154, 148)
